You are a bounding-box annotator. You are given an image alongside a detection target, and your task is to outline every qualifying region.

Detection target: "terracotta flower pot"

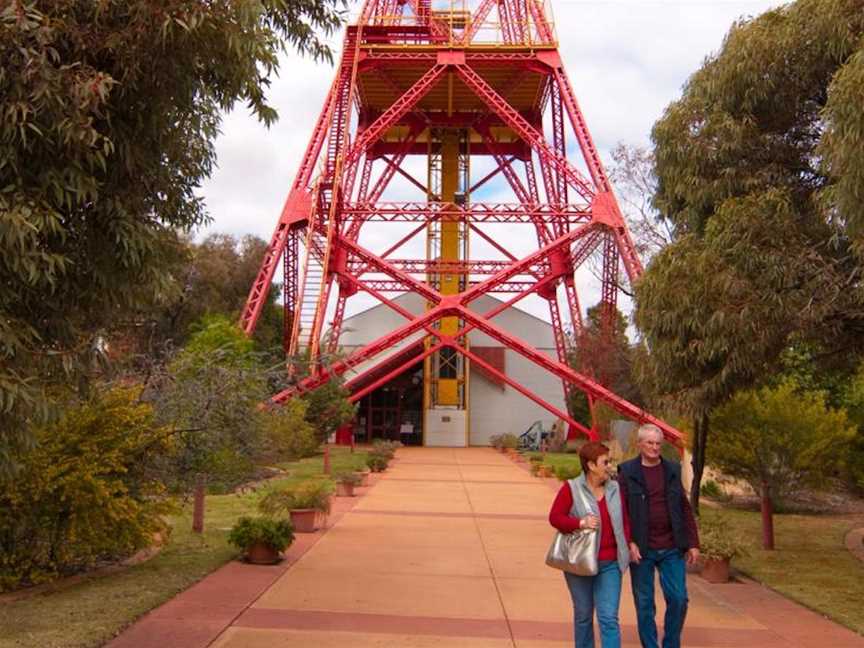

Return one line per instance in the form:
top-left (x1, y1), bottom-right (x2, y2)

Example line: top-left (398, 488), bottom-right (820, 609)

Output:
top-left (290, 508), bottom-right (318, 533)
top-left (700, 557), bottom-right (731, 583)
top-left (245, 541), bottom-right (281, 565)
top-left (356, 471), bottom-right (371, 487)
top-left (336, 482), bottom-right (356, 497)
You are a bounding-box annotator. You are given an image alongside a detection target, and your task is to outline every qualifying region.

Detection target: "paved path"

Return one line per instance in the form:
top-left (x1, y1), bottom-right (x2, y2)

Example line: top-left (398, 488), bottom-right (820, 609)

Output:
top-left (112, 447), bottom-right (864, 647)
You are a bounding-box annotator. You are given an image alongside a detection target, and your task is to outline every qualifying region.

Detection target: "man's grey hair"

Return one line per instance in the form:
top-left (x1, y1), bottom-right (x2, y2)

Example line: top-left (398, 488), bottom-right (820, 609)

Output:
top-left (637, 424), bottom-right (663, 442)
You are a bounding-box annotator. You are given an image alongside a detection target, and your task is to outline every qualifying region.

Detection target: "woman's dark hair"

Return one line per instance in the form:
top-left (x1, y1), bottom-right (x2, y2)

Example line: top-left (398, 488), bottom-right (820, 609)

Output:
top-left (579, 441), bottom-right (610, 474)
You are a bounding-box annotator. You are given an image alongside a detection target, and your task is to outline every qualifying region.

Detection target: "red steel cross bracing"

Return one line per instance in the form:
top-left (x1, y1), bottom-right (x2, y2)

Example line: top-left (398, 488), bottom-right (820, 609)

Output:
top-left (240, 0), bottom-right (684, 445)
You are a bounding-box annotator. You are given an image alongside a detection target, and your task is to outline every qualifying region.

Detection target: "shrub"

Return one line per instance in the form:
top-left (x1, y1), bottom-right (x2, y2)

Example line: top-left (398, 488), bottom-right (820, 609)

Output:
top-left (367, 454), bottom-right (389, 472)
top-left (259, 481), bottom-right (333, 516)
top-left (261, 399), bottom-right (319, 461)
top-left (710, 380), bottom-right (856, 506)
top-left (700, 479), bottom-right (725, 500)
top-left (699, 515), bottom-right (749, 561)
top-left (334, 472), bottom-right (364, 486)
top-left (148, 315), bottom-right (270, 493)
top-left (228, 516), bottom-right (294, 552)
top-left (301, 379), bottom-right (357, 444)
top-left (371, 439), bottom-right (400, 459)
top-left (0, 388), bottom-right (172, 591)
top-left (500, 433), bottom-right (519, 449)
top-left (489, 434), bottom-right (504, 450)
top-left (555, 464), bottom-right (582, 481)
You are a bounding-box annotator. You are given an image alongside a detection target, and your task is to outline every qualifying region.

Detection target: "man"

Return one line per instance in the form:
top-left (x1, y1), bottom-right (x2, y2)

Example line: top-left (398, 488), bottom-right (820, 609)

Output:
top-left (618, 424), bottom-right (700, 648)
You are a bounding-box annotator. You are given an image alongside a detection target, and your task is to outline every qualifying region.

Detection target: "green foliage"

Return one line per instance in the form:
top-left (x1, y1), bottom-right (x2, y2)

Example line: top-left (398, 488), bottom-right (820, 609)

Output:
top-left (840, 363), bottom-right (864, 491)
top-left (227, 517), bottom-right (294, 552)
top-left (371, 439), bottom-right (401, 458)
top-left (334, 471), bottom-right (363, 486)
top-left (366, 454), bottom-right (390, 473)
top-left (258, 481), bottom-right (333, 515)
top-left (301, 379), bottom-right (358, 443)
top-left (638, 0), bottom-right (864, 416)
top-left (149, 234), bottom-right (283, 353)
top-left (554, 464), bottom-right (582, 481)
top-left (182, 315), bottom-right (256, 366)
top-left (700, 479), bottom-right (726, 500)
top-left (489, 434), bottom-right (504, 450)
top-left (500, 433), bottom-right (519, 449)
top-left (261, 399), bottom-right (319, 462)
top-left (148, 316), bottom-right (270, 491)
top-left (0, 0), bottom-right (346, 475)
top-left (0, 388), bottom-right (172, 591)
top-left (567, 391), bottom-right (592, 430)
top-left (698, 514), bottom-right (749, 561)
top-left (709, 380), bottom-right (856, 505)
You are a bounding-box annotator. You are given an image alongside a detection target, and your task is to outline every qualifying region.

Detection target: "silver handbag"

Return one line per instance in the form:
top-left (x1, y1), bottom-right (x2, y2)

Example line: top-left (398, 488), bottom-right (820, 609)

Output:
top-left (545, 480), bottom-right (599, 576)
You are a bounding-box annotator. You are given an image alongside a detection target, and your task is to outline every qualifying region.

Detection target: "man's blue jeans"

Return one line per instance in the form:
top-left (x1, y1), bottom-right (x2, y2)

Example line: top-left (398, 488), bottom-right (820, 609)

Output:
top-left (563, 560), bottom-right (622, 648)
top-left (629, 548), bottom-right (688, 648)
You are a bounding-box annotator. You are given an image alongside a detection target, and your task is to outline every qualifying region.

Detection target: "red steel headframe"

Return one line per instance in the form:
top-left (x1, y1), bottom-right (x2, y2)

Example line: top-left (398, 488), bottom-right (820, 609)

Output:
top-left (239, 0), bottom-right (682, 445)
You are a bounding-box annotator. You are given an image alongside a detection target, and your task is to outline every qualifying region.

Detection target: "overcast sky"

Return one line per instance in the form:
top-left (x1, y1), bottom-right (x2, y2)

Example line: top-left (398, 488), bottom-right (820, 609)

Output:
top-left (198, 0), bottom-right (788, 324)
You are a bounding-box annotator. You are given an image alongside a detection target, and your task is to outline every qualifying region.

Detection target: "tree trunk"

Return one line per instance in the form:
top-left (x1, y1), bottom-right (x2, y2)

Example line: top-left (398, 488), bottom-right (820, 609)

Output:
top-left (761, 481), bottom-right (775, 550)
top-left (689, 412), bottom-right (709, 515)
top-left (323, 443), bottom-right (331, 475)
top-left (192, 474), bottom-right (205, 534)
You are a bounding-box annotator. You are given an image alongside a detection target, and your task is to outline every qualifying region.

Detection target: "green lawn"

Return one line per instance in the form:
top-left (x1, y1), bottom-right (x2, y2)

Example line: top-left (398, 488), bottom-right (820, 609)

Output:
top-left (0, 447), bottom-right (368, 648)
top-left (701, 507), bottom-right (864, 635)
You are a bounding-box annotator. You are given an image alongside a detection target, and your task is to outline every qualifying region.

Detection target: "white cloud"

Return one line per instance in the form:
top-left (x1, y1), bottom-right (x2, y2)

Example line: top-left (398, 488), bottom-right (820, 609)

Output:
top-left (198, 0), bottom-right (789, 325)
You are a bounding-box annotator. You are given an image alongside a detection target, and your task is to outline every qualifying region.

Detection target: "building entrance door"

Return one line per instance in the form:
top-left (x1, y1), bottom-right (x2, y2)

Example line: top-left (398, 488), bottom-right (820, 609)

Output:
top-left (357, 361), bottom-right (423, 445)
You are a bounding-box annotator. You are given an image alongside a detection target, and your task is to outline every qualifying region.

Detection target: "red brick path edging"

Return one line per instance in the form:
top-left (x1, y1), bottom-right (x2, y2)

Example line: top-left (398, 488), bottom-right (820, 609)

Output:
top-left (105, 474), bottom-right (382, 648)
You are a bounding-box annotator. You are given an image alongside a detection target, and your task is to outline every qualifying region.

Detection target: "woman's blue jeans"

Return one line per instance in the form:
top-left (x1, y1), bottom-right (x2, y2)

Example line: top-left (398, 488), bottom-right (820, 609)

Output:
top-left (563, 560), bottom-right (622, 648)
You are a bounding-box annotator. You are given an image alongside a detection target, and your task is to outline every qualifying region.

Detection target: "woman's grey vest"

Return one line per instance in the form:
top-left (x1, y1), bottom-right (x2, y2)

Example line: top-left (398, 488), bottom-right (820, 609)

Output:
top-left (567, 475), bottom-right (630, 574)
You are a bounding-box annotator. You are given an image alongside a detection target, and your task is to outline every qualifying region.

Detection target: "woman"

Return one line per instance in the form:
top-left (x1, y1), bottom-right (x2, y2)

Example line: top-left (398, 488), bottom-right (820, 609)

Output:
top-left (548, 442), bottom-right (635, 648)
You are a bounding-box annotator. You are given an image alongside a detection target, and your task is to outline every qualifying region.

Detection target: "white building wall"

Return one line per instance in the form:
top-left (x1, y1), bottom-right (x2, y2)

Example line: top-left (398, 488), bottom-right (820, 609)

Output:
top-left (335, 292), bottom-right (567, 446)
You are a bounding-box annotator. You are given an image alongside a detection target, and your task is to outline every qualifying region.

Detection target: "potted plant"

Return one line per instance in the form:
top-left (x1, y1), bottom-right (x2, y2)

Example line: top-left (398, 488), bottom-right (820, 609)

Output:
top-left (489, 434), bottom-right (504, 452)
top-left (698, 514), bottom-right (748, 583)
top-left (259, 481), bottom-right (333, 533)
top-left (372, 440), bottom-right (400, 461)
top-left (228, 516), bottom-right (294, 564)
top-left (334, 472), bottom-right (363, 497)
top-left (354, 468), bottom-right (372, 487)
top-left (367, 453), bottom-right (389, 473)
top-left (538, 464), bottom-right (554, 478)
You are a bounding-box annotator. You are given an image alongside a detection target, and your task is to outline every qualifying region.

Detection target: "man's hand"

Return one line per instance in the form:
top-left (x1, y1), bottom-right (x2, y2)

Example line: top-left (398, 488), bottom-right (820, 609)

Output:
top-left (629, 542), bottom-right (642, 565)
top-left (686, 548), bottom-right (700, 566)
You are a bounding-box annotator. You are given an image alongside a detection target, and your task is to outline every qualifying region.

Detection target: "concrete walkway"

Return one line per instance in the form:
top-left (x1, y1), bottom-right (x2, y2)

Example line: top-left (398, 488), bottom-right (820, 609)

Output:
top-left (112, 447), bottom-right (864, 647)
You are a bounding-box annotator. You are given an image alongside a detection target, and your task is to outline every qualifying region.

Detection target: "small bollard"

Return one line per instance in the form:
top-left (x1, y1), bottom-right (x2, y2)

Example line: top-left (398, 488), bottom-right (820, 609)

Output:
top-left (192, 474), bottom-right (205, 534)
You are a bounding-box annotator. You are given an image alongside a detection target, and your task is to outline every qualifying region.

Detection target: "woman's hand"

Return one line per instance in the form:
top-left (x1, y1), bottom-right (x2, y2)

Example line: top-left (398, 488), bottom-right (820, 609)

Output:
top-left (580, 514), bottom-right (599, 530)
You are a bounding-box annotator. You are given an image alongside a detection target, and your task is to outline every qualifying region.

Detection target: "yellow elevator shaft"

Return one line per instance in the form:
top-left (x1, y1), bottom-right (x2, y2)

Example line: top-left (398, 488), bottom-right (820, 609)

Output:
top-left (426, 129), bottom-right (469, 411)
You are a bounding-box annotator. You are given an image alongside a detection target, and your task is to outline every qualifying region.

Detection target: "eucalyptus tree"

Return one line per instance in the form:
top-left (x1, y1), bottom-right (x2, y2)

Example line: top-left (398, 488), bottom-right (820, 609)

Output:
top-left (0, 0), bottom-right (345, 473)
top-left (634, 0), bottom-right (864, 508)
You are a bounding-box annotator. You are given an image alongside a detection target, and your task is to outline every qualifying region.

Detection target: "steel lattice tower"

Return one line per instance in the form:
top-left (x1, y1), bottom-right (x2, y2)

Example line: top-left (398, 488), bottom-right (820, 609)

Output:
top-left (241, 0), bottom-right (682, 444)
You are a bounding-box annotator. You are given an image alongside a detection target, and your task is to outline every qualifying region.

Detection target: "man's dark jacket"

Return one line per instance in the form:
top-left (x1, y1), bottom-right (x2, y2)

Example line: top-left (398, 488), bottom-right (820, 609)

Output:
top-left (617, 456), bottom-right (691, 553)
